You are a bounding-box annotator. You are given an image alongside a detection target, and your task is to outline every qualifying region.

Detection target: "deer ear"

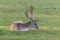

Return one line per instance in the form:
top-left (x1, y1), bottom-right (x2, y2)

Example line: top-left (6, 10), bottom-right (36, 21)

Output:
top-left (33, 18), bottom-right (39, 21)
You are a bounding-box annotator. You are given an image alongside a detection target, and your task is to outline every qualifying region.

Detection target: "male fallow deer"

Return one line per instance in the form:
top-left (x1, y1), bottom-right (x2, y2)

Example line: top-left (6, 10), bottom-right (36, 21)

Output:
top-left (10, 6), bottom-right (38, 31)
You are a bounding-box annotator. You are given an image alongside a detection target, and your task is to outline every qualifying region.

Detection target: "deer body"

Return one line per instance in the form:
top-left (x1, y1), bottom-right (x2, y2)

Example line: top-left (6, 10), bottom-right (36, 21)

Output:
top-left (10, 20), bottom-right (38, 31)
top-left (16, 22), bottom-right (31, 31)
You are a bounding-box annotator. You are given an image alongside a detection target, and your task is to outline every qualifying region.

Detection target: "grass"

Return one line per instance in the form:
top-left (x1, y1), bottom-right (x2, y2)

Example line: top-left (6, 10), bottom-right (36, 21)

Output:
top-left (0, 0), bottom-right (60, 40)
top-left (0, 26), bottom-right (60, 40)
top-left (0, 28), bottom-right (60, 40)
top-left (0, 0), bottom-right (60, 26)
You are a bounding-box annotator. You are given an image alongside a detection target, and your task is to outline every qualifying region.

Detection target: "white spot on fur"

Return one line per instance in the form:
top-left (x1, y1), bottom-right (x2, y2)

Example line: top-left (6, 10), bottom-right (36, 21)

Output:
top-left (20, 28), bottom-right (31, 31)
top-left (13, 21), bottom-right (23, 23)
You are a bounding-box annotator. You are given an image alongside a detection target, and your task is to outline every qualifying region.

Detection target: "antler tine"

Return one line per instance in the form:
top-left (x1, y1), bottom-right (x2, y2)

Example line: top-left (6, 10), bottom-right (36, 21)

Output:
top-left (25, 9), bottom-right (32, 20)
top-left (30, 5), bottom-right (34, 15)
top-left (29, 5), bottom-right (34, 20)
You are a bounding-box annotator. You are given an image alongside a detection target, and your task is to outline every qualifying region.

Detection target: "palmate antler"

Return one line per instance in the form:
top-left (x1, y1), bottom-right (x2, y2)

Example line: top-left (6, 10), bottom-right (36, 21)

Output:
top-left (25, 5), bottom-right (34, 20)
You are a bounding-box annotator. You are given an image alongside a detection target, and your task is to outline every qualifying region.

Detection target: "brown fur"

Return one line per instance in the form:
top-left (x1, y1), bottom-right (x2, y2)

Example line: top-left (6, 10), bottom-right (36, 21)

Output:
top-left (10, 24), bottom-right (16, 31)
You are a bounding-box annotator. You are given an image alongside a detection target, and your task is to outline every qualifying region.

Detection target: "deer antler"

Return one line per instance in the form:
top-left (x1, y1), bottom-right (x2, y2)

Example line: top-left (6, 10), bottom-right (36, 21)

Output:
top-left (29, 5), bottom-right (34, 20)
top-left (25, 5), bottom-right (34, 20)
top-left (25, 9), bottom-right (32, 20)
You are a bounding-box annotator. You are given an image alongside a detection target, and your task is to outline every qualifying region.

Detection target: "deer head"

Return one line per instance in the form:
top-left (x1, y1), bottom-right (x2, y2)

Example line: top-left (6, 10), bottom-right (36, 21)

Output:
top-left (25, 5), bottom-right (39, 29)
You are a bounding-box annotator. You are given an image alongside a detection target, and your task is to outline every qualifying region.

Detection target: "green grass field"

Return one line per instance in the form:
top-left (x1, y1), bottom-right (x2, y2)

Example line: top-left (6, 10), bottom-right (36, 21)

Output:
top-left (0, 0), bottom-right (60, 40)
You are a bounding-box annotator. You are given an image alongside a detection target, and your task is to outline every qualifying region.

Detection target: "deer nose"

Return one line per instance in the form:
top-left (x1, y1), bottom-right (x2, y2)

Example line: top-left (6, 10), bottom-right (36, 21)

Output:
top-left (36, 27), bottom-right (38, 29)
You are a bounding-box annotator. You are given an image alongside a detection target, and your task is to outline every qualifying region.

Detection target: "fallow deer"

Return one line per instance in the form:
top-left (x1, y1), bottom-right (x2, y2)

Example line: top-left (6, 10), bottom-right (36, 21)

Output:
top-left (10, 6), bottom-right (38, 31)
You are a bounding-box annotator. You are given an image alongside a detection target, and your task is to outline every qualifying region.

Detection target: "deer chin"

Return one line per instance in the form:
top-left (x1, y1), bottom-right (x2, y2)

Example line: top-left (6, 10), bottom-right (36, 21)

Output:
top-left (19, 28), bottom-right (31, 31)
